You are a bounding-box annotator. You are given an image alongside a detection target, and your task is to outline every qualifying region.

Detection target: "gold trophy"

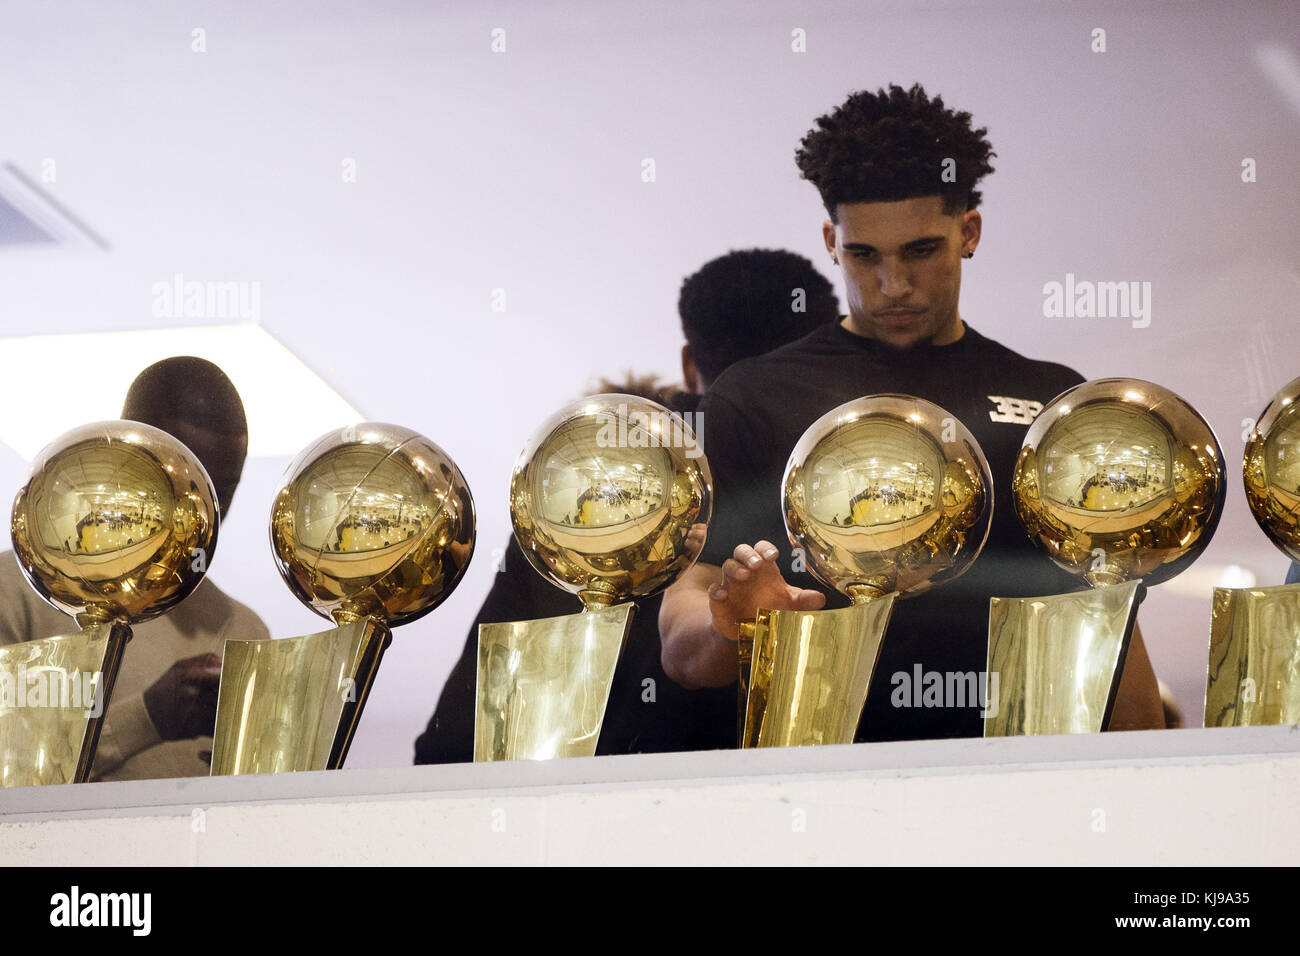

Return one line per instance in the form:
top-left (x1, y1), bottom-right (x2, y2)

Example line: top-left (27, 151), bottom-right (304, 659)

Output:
top-left (3, 421), bottom-right (218, 787)
top-left (475, 394), bottom-right (711, 761)
top-left (1206, 375), bottom-right (1300, 726)
top-left (989, 378), bottom-right (1225, 735)
top-left (210, 423), bottom-right (475, 774)
top-left (741, 395), bottom-right (992, 748)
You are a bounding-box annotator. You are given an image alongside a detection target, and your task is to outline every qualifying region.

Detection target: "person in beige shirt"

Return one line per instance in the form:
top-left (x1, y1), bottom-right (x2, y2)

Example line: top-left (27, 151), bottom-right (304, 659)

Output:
top-left (0, 356), bottom-right (270, 781)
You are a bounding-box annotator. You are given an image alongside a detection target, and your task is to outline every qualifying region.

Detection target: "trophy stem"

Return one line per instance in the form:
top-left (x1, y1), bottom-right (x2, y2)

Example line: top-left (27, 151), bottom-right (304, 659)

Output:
top-left (578, 582), bottom-right (620, 611)
top-left (743, 597), bottom-right (896, 748)
top-left (736, 619), bottom-right (756, 747)
top-left (1206, 582), bottom-right (1300, 727)
top-left (474, 603), bottom-right (636, 761)
top-left (986, 580), bottom-right (1145, 736)
top-left (73, 622), bottom-right (131, 783)
top-left (211, 616), bottom-right (393, 775)
top-left (325, 619), bottom-right (392, 770)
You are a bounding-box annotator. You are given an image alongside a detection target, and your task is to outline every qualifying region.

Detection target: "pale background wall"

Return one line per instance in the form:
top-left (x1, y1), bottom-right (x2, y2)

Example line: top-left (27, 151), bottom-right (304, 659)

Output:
top-left (0, 0), bottom-right (1295, 767)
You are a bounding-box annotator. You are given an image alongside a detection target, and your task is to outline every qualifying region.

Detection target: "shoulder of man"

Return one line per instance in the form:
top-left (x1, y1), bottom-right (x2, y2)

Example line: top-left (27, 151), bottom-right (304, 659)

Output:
top-left (702, 322), bottom-right (840, 408)
top-left (967, 326), bottom-right (1086, 390)
top-left (199, 579), bottom-right (272, 642)
top-left (0, 550), bottom-right (70, 645)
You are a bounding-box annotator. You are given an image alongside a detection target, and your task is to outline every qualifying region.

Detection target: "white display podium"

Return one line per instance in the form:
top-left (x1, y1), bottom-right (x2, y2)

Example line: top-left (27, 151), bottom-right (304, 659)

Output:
top-left (2, 726), bottom-right (1296, 865)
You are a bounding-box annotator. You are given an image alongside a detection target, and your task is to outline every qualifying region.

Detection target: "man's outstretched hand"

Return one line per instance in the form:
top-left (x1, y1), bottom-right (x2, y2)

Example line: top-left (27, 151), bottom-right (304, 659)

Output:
top-left (142, 652), bottom-right (223, 741)
top-left (708, 540), bottom-right (826, 641)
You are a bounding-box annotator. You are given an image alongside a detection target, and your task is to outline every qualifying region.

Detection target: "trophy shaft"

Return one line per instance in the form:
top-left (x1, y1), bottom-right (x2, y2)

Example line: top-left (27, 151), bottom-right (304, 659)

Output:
top-left (745, 596), bottom-right (896, 748)
top-left (474, 604), bottom-right (635, 761)
top-left (0, 623), bottom-right (130, 787)
top-left (210, 618), bottom-right (390, 775)
top-left (1206, 583), bottom-right (1300, 727)
top-left (985, 581), bottom-right (1143, 736)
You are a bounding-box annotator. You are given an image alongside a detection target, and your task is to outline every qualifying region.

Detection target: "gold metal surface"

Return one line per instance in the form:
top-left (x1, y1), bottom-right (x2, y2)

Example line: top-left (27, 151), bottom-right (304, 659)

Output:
top-left (474, 604), bottom-right (634, 761)
top-left (270, 423), bottom-right (475, 626)
top-left (11, 420), bottom-right (219, 627)
top-left (985, 581), bottom-right (1141, 735)
top-left (1243, 375), bottom-right (1300, 564)
top-left (1013, 378), bottom-right (1225, 587)
top-left (210, 619), bottom-right (389, 774)
top-left (4, 421), bottom-right (216, 786)
top-left (745, 597), bottom-right (897, 748)
top-left (508, 394), bottom-right (711, 610)
top-left (993, 379), bottom-right (1224, 736)
top-left (476, 395), bottom-right (711, 761)
top-left (0, 624), bottom-right (129, 787)
top-left (783, 394), bottom-right (991, 598)
top-left (743, 395), bottom-right (991, 747)
top-left (213, 423), bottom-right (475, 774)
top-left (1205, 584), bottom-right (1300, 726)
top-left (1204, 379), bottom-right (1300, 727)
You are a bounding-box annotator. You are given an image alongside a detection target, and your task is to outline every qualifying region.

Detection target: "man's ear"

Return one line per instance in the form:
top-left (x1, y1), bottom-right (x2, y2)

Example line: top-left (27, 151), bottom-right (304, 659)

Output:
top-left (961, 209), bottom-right (982, 256)
top-left (822, 219), bottom-right (837, 260)
top-left (681, 344), bottom-right (702, 395)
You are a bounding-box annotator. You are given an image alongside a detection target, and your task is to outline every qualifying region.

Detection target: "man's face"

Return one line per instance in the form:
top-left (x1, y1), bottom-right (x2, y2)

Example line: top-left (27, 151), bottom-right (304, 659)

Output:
top-left (824, 196), bottom-right (979, 350)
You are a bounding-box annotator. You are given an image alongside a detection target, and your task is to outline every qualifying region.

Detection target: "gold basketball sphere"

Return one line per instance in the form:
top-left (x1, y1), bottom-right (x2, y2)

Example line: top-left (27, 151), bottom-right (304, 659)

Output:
top-left (10, 420), bottom-right (219, 626)
top-left (1013, 378), bottom-right (1225, 587)
top-left (783, 395), bottom-right (992, 602)
top-left (510, 394), bottom-right (712, 609)
top-left (1244, 375), bottom-right (1300, 563)
top-left (270, 423), bottom-right (476, 627)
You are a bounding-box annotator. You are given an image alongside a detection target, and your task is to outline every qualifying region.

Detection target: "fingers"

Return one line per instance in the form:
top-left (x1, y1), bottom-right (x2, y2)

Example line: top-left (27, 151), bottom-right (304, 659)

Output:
top-left (790, 588), bottom-right (827, 611)
top-left (734, 541), bottom-right (780, 569)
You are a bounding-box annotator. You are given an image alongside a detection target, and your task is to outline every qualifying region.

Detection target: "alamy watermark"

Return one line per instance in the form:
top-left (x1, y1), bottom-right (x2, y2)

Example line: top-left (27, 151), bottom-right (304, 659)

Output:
top-left (1042, 273), bottom-right (1151, 328)
top-left (890, 665), bottom-right (999, 718)
top-left (0, 665), bottom-right (104, 717)
top-left (594, 402), bottom-right (704, 459)
top-left (49, 886), bottom-right (150, 936)
top-left (151, 273), bottom-right (261, 321)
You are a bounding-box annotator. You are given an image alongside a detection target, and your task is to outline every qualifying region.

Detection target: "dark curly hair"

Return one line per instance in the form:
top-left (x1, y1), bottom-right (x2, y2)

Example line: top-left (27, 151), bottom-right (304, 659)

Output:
top-left (795, 83), bottom-right (996, 220)
top-left (678, 249), bottom-right (840, 385)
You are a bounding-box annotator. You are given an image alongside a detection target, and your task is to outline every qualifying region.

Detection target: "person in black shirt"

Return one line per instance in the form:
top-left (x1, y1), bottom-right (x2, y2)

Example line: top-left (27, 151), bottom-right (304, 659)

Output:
top-left (414, 249), bottom-right (842, 763)
top-left (660, 83), bottom-right (1164, 739)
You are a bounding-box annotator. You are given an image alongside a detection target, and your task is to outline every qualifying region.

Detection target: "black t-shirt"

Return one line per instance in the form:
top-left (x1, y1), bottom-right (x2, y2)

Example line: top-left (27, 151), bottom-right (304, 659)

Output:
top-left (698, 320), bottom-right (1087, 742)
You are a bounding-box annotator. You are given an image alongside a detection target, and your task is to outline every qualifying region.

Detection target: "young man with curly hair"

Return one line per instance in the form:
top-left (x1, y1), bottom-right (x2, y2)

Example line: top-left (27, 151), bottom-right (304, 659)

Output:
top-left (660, 84), bottom-right (1164, 740)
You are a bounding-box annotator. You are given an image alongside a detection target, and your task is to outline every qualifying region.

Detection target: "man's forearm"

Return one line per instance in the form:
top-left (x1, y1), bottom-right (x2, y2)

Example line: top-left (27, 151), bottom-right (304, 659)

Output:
top-left (659, 566), bottom-right (740, 690)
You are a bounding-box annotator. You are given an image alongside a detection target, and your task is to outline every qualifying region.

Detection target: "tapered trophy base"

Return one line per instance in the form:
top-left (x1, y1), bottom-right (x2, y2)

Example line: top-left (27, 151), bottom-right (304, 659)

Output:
top-left (1206, 582), bottom-right (1300, 727)
top-left (210, 617), bottom-right (391, 775)
top-left (985, 580), bottom-right (1143, 736)
top-left (741, 596), bottom-right (896, 748)
top-left (0, 623), bottom-right (130, 787)
top-left (474, 603), bottom-right (635, 762)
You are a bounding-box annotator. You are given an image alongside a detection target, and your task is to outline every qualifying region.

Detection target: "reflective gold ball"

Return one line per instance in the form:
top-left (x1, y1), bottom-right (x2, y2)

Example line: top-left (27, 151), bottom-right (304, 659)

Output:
top-left (10, 420), bottom-right (219, 626)
top-left (270, 423), bottom-right (476, 627)
top-left (510, 394), bottom-right (712, 609)
top-left (783, 395), bottom-right (991, 601)
top-left (1244, 375), bottom-right (1300, 563)
top-left (1013, 378), bottom-right (1225, 587)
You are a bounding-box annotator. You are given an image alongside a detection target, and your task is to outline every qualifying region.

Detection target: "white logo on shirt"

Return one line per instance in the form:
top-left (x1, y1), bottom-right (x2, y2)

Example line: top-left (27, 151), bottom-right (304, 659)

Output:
top-left (987, 395), bottom-right (1043, 425)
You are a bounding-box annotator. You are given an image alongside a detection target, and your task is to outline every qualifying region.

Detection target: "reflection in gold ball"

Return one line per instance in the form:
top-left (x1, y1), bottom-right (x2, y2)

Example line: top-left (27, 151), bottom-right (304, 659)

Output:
top-left (783, 395), bottom-right (991, 602)
top-left (510, 394), bottom-right (711, 609)
top-left (1014, 378), bottom-right (1224, 587)
top-left (1244, 375), bottom-right (1300, 563)
top-left (270, 424), bottom-right (475, 627)
top-left (10, 420), bottom-right (219, 626)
